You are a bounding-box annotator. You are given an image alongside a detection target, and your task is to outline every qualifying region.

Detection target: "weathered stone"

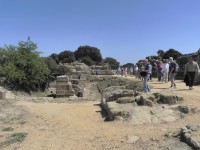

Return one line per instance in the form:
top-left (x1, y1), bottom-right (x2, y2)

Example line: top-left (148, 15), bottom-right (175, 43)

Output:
top-left (117, 97), bottom-right (135, 104)
top-left (56, 75), bottom-right (69, 82)
top-left (101, 101), bottom-right (132, 121)
top-left (186, 124), bottom-right (200, 131)
top-left (178, 105), bottom-right (190, 114)
top-left (102, 86), bottom-right (126, 94)
top-left (153, 92), bottom-right (161, 99)
top-left (159, 94), bottom-right (177, 105)
top-left (180, 124), bottom-right (200, 150)
top-left (137, 96), bottom-right (153, 107)
top-left (176, 95), bottom-right (184, 101)
top-left (148, 96), bottom-right (155, 102)
top-left (133, 91), bottom-right (142, 97)
top-left (134, 95), bottom-right (141, 103)
top-left (104, 89), bottom-right (133, 102)
top-left (80, 74), bottom-right (90, 81)
top-left (141, 99), bottom-right (153, 107)
top-left (56, 75), bottom-right (75, 97)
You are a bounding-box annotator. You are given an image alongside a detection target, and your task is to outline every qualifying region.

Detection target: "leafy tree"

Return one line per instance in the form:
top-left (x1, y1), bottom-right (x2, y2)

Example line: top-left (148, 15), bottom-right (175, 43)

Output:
top-left (162, 49), bottom-right (183, 60)
top-left (74, 45), bottom-right (102, 64)
top-left (103, 57), bottom-right (119, 69)
top-left (58, 50), bottom-right (75, 63)
top-left (50, 53), bottom-right (59, 64)
top-left (157, 49), bottom-right (165, 57)
top-left (0, 38), bottom-right (50, 92)
top-left (81, 57), bottom-right (95, 66)
top-left (55, 65), bottom-right (71, 76)
top-left (44, 57), bottom-right (71, 79)
top-left (122, 63), bottom-right (134, 69)
top-left (146, 55), bottom-right (158, 61)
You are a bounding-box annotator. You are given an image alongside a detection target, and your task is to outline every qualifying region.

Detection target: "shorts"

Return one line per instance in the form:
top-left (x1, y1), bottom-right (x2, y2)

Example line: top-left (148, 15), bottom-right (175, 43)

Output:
top-left (169, 73), bottom-right (176, 81)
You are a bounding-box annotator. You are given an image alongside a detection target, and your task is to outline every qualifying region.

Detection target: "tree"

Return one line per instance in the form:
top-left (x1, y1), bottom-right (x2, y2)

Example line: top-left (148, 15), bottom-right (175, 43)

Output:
top-left (50, 53), bottom-right (59, 64)
top-left (81, 57), bottom-right (95, 66)
top-left (162, 49), bottom-right (183, 60)
top-left (58, 50), bottom-right (75, 63)
top-left (157, 49), bottom-right (165, 57)
top-left (44, 57), bottom-right (71, 80)
top-left (103, 57), bottom-right (119, 69)
top-left (74, 45), bottom-right (102, 64)
top-left (122, 63), bottom-right (134, 69)
top-left (0, 38), bottom-right (50, 92)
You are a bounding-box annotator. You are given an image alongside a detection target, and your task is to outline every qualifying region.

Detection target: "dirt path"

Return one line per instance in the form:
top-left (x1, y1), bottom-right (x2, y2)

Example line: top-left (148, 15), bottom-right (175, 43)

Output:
top-left (3, 77), bottom-right (200, 150)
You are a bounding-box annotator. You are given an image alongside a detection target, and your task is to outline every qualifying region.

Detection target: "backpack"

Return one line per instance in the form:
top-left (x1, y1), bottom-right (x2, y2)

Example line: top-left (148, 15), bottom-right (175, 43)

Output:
top-left (174, 62), bottom-right (180, 72)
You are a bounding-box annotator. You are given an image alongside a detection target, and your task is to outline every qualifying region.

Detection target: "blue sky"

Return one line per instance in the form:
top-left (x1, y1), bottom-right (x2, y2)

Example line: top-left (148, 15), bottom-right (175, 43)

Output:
top-left (1, 0), bottom-right (200, 65)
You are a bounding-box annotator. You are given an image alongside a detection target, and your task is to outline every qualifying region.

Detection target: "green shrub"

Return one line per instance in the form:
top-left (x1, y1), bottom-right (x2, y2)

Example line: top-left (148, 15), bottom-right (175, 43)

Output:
top-left (0, 38), bottom-right (50, 92)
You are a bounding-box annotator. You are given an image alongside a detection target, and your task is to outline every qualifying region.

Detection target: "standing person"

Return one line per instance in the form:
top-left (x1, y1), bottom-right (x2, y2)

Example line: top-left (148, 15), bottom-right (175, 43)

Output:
top-left (140, 63), bottom-right (145, 81)
top-left (184, 56), bottom-right (200, 90)
top-left (130, 67), bottom-right (133, 76)
top-left (169, 57), bottom-right (177, 89)
top-left (121, 67), bottom-right (124, 76)
top-left (134, 65), bottom-right (139, 78)
top-left (156, 58), bottom-right (163, 81)
top-left (124, 67), bottom-right (128, 77)
top-left (143, 59), bottom-right (152, 93)
top-left (161, 59), bottom-right (169, 83)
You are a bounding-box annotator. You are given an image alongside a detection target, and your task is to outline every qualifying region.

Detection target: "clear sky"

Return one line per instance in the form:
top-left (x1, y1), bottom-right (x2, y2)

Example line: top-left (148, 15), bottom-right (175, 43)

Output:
top-left (1, 0), bottom-right (200, 65)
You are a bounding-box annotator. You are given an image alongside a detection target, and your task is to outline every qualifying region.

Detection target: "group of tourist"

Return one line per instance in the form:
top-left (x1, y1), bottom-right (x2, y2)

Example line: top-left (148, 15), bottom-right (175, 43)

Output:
top-left (116, 67), bottom-right (133, 77)
top-left (114, 56), bottom-right (199, 92)
top-left (141, 56), bottom-right (200, 92)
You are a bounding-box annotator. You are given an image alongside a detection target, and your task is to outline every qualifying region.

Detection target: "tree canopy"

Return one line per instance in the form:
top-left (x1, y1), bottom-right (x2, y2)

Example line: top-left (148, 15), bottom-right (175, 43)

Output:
top-left (103, 57), bottom-right (119, 69)
top-left (0, 38), bottom-right (50, 92)
top-left (74, 46), bottom-right (102, 65)
top-left (162, 49), bottom-right (183, 60)
top-left (58, 50), bottom-right (75, 63)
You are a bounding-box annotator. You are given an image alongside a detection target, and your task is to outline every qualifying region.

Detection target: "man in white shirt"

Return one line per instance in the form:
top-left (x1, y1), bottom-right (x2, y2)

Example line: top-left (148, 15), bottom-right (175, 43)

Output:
top-left (161, 59), bottom-right (169, 83)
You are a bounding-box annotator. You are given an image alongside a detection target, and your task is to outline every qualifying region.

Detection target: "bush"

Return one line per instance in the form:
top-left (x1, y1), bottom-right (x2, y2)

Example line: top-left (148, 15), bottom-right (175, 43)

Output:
top-left (0, 38), bottom-right (50, 92)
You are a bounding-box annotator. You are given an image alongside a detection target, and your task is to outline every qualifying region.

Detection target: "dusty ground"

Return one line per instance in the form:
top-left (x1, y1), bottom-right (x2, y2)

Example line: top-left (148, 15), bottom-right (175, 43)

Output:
top-left (1, 75), bottom-right (200, 150)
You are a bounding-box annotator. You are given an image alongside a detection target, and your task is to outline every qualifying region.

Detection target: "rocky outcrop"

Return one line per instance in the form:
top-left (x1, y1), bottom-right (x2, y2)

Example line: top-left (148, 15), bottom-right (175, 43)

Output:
top-left (104, 89), bottom-right (134, 102)
top-left (154, 93), bottom-right (183, 105)
top-left (180, 124), bottom-right (200, 150)
top-left (100, 85), bottom-right (189, 124)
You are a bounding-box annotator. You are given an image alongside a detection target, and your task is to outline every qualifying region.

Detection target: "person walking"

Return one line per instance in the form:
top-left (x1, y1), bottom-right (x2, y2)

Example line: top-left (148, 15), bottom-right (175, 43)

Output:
top-left (184, 56), bottom-right (200, 90)
top-left (143, 59), bottom-right (152, 93)
top-left (161, 59), bottom-right (169, 83)
top-left (169, 57), bottom-right (177, 89)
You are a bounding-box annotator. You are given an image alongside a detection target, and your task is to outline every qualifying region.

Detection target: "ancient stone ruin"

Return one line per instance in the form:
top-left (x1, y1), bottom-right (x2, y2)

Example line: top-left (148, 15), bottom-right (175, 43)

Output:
top-left (56, 75), bottom-right (75, 97)
top-left (49, 62), bottom-right (91, 98)
top-left (97, 76), bottom-right (193, 125)
top-left (101, 87), bottom-right (186, 124)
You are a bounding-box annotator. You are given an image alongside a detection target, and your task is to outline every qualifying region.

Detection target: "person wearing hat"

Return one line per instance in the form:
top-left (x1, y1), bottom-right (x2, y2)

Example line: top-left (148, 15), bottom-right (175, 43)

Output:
top-left (184, 56), bottom-right (200, 90)
top-left (168, 57), bottom-right (177, 89)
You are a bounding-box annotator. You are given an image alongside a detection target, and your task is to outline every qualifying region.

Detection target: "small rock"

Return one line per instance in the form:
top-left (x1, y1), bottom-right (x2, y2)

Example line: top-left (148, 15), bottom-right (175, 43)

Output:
top-left (178, 105), bottom-right (190, 114)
